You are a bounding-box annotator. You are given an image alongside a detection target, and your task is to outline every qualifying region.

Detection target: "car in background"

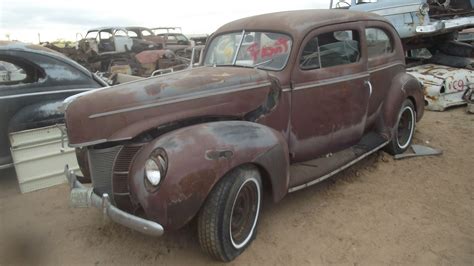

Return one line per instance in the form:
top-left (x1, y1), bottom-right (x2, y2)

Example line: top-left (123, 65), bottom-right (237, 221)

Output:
top-left (329, 0), bottom-right (474, 49)
top-left (125, 26), bottom-right (166, 48)
top-left (0, 41), bottom-right (107, 169)
top-left (78, 27), bottom-right (161, 56)
top-left (151, 27), bottom-right (192, 52)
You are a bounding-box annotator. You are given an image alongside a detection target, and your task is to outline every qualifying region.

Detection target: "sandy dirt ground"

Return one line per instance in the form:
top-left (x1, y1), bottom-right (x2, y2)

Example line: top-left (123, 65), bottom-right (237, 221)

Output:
top-left (0, 107), bottom-right (473, 265)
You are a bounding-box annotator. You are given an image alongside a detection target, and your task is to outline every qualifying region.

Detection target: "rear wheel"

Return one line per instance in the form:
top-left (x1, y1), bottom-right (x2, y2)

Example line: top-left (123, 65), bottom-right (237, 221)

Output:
top-left (385, 99), bottom-right (416, 155)
top-left (198, 165), bottom-right (262, 262)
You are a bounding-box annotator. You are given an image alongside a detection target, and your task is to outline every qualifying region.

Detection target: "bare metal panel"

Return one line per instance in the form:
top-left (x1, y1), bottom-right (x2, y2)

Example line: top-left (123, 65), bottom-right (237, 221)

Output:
top-left (9, 125), bottom-right (82, 193)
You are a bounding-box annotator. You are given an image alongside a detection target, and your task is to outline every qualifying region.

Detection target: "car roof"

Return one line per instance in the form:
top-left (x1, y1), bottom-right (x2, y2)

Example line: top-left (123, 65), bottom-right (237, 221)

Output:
top-left (215, 9), bottom-right (387, 38)
top-left (0, 41), bottom-right (66, 57)
top-left (126, 27), bottom-right (153, 31)
top-left (0, 41), bottom-right (94, 77)
top-left (87, 27), bottom-right (128, 32)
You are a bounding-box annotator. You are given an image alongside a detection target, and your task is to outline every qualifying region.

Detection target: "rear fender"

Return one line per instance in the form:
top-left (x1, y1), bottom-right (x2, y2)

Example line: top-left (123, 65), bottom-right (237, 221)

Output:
top-left (128, 121), bottom-right (289, 230)
top-left (380, 73), bottom-right (424, 138)
top-left (8, 100), bottom-right (64, 133)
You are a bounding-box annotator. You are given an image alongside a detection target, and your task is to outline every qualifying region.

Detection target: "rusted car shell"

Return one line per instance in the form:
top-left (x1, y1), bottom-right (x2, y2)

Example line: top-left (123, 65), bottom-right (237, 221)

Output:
top-left (65, 10), bottom-right (424, 234)
top-left (408, 64), bottom-right (474, 111)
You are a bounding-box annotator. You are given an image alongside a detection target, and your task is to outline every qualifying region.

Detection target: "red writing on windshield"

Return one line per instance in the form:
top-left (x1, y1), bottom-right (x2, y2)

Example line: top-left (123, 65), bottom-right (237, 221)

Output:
top-left (247, 37), bottom-right (289, 61)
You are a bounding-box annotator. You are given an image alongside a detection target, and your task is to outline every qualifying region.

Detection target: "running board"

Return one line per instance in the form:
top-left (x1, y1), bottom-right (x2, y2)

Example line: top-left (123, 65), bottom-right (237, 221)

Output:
top-left (288, 133), bottom-right (388, 193)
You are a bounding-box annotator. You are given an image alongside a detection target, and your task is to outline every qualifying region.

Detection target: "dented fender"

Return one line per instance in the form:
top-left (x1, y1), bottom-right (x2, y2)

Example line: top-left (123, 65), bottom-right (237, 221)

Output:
top-left (381, 72), bottom-right (424, 137)
top-left (128, 121), bottom-right (289, 230)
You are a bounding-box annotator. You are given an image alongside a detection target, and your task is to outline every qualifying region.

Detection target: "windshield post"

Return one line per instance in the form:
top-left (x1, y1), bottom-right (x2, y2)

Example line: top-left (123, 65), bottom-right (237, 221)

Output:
top-left (231, 30), bottom-right (246, 65)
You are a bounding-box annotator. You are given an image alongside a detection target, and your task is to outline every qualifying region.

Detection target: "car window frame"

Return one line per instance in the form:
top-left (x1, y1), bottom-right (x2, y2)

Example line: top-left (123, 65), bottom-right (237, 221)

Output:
top-left (364, 27), bottom-right (394, 59)
top-left (0, 55), bottom-right (45, 88)
top-left (363, 20), bottom-right (400, 69)
top-left (298, 23), bottom-right (366, 72)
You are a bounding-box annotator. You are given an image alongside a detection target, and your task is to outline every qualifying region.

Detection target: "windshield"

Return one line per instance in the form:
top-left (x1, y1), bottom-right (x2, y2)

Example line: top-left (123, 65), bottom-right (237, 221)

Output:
top-left (204, 31), bottom-right (292, 71)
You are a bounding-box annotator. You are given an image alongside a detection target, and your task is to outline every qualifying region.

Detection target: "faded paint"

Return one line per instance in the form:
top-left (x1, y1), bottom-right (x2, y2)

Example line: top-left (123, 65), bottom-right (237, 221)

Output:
top-left (65, 10), bottom-right (424, 234)
top-left (408, 64), bottom-right (474, 111)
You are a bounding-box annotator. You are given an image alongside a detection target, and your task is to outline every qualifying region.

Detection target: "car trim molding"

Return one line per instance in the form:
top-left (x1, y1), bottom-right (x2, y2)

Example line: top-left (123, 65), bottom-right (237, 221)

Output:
top-left (0, 88), bottom-right (92, 100)
top-left (368, 61), bottom-right (405, 74)
top-left (89, 82), bottom-right (272, 119)
top-left (288, 140), bottom-right (389, 193)
top-left (293, 72), bottom-right (370, 91)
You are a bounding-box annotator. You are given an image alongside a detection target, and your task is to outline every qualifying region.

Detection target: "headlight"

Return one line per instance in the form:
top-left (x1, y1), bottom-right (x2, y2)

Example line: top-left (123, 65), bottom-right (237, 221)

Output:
top-left (144, 150), bottom-right (168, 188)
top-left (419, 3), bottom-right (429, 15)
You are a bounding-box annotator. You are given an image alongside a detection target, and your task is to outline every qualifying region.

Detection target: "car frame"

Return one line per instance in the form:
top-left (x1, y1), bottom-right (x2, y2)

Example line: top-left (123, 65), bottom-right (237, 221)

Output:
top-left (64, 10), bottom-right (424, 261)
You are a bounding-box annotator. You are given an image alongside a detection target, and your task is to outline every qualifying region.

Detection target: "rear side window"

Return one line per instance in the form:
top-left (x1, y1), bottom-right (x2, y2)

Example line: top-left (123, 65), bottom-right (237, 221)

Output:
top-left (365, 28), bottom-right (393, 58)
top-left (300, 30), bottom-right (360, 70)
top-left (0, 60), bottom-right (28, 85)
top-left (142, 30), bottom-right (152, 37)
top-left (114, 30), bottom-right (128, 37)
top-left (128, 31), bottom-right (138, 38)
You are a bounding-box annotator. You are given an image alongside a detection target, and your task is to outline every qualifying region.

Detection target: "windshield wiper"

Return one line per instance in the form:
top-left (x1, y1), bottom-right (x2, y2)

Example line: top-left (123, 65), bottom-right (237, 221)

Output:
top-left (253, 58), bottom-right (273, 69)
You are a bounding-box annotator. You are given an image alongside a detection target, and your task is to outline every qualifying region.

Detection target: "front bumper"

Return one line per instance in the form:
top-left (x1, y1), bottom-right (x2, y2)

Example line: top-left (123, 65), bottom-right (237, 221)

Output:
top-left (64, 165), bottom-right (164, 237)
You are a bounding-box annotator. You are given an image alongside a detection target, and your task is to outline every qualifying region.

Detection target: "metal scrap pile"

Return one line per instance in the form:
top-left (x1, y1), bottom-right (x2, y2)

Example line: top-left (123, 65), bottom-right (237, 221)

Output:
top-left (43, 26), bottom-right (206, 84)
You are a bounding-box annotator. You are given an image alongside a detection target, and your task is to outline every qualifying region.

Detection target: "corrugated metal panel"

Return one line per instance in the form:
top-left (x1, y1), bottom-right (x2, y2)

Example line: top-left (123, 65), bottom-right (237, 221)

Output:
top-left (9, 124), bottom-right (82, 193)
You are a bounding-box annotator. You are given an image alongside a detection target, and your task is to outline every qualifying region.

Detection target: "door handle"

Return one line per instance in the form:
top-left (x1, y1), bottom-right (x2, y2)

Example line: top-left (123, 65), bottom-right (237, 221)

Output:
top-left (365, 80), bottom-right (373, 96)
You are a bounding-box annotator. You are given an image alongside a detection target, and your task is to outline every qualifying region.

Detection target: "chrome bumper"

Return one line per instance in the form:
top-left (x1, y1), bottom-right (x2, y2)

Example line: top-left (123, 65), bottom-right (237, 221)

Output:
top-left (64, 165), bottom-right (164, 237)
top-left (416, 17), bottom-right (474, 34)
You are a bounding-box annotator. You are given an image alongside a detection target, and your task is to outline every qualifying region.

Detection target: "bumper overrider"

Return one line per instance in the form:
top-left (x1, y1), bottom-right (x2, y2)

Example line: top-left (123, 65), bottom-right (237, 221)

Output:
top-left (64, 165), bottom-right (164, 237)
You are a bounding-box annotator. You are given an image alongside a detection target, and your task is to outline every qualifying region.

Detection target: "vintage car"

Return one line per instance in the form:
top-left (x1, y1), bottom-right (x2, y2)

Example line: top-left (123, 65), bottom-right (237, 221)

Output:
top-left (0, 41), bottom-right (107, 170)
top-left (64, 10), bottom-right (424, 261)
top-left (77, 27), bottom-right (161, 56)
top-left (151, 27), bottom-right (192, 52)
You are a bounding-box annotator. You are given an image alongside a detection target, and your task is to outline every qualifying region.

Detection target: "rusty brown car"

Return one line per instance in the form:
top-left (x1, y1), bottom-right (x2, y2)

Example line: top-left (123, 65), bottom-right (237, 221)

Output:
top-left (64, 9), bottom-right (424, 261)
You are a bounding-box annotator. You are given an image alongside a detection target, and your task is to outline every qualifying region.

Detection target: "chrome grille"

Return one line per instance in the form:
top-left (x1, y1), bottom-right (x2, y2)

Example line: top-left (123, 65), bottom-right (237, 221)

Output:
top-left (112, 145), bottom-right (143, 211)
top-left (87, 145), bottom-right (122, 198)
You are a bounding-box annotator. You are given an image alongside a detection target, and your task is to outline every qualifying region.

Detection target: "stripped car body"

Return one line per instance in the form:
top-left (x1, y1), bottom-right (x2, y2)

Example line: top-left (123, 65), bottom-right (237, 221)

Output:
top-left (408, 63), bottom-right (474, 110)
top-left (64, 10), bottom-right (424, 261)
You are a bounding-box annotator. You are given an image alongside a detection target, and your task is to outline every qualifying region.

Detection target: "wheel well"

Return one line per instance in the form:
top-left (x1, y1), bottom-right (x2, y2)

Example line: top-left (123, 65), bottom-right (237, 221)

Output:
top-left (191, 162), bottom-right (272, 225)
top-left (407, 96), bottom-right (417, 114)
top-left (253, 163), bottom-right (273, 200)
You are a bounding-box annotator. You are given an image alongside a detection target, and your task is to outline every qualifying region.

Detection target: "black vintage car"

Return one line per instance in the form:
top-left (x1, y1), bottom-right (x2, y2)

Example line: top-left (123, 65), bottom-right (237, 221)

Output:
top-left (0, 41), bottom-right (107, 169)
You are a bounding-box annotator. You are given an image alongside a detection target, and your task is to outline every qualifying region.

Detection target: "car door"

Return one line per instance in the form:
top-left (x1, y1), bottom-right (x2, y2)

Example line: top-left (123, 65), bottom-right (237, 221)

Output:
top-left (290, 22), bottom-right (370, 162)
top-left (364, 21), bottom-right (405, 128)
top-left (113, 29), bottom-right (133, 53)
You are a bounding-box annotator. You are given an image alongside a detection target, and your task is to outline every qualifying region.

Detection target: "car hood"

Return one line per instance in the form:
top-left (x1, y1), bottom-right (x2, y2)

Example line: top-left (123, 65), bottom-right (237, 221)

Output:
top-left (65, 66), bottom-right (276, 146)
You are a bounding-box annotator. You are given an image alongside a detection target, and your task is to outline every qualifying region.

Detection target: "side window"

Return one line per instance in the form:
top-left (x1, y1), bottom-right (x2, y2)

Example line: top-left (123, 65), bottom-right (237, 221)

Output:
top-left (142, 30), bottom-right (152, 37)
top-left (85, 31), bottom-right (98, 39)
top-left (365, 28), bottom-right (392, 58)
top-left (300, 30), bottom-right (360, 70)
top-left (99, 31), bottom-right (112, 40)
top-left (128, 31), bottom-right (138, 38)
top-left (0, 60), bottom-right (28, 85)
top-left (114, 30), bottom-right (128, 37)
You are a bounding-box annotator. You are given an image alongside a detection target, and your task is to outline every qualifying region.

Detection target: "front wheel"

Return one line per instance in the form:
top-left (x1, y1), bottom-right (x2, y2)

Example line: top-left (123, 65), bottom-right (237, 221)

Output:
top-left (385, 99), bottom-right (416, 155)
top-left (198, 165), bottom-right (262, 262)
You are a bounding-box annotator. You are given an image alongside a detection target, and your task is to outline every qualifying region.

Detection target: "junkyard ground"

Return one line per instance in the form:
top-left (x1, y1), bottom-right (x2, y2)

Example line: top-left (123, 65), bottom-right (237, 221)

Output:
top-left (0, 107), bottom-right (473, 265)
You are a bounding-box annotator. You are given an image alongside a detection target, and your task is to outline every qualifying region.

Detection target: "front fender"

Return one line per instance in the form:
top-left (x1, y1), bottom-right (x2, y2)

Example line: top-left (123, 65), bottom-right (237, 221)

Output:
top-left (128, 121), bottom-right (289, 230)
